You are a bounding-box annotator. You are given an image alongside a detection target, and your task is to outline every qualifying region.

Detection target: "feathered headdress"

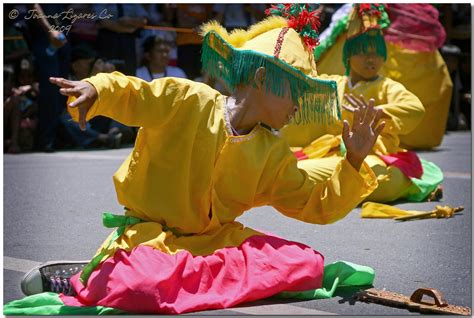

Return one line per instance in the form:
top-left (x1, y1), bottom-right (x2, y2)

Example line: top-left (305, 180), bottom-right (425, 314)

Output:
top-left (200, 4), bottom-right (340, 124)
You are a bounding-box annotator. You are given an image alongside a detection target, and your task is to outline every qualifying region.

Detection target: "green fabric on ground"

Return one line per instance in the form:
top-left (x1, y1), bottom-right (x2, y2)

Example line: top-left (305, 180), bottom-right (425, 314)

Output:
top-left (275, 260), bottom-right (375, 300)
top-left (3, 292), bottom-right (124, 315)
top-left (406, 159), bottom-right (444, 202)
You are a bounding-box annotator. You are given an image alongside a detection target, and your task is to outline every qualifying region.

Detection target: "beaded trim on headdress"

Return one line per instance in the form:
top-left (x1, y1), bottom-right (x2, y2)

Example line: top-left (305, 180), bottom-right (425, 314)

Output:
top-left (200, 4), bottom-right (341, 125)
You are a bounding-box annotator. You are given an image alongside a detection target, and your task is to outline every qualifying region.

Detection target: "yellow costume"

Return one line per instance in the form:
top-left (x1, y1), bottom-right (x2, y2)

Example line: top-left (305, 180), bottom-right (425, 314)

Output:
top-left (8, 6), bottom-right (383, 315)
top-left (282, 4), bottom-right (443, 203)
top-left (282, 74), bottom-right (425, 202)
top-left (69, 72), bottom-right (377, 258)
top-left (283, 74), bottom-right (425, 154)
top-left (315, 4), bottom-right (452, 149)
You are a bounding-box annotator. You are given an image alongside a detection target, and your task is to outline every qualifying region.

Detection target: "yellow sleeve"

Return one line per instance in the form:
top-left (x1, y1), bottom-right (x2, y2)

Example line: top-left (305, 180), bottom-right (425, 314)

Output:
top-left (270, 153), bottom-right (378, 225)
top-left (67, 71), bottom-right (193, 128)
top-left (379, 80), bottom-right (425, 136)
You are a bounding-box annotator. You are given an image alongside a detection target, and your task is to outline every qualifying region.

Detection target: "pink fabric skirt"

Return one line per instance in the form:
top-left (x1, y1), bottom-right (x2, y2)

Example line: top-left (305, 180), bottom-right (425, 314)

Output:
top-left (60, 234), bottom-right (324, 314)
top-left (380, 151), bottom-right (423, 179)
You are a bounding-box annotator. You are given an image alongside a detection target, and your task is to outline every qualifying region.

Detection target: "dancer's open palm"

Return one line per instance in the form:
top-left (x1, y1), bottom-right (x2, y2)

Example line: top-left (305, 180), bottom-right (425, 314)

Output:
top-left (49, 77), bottom-right (98, 131)
top-left (342, 94), bottom-right (385, 171)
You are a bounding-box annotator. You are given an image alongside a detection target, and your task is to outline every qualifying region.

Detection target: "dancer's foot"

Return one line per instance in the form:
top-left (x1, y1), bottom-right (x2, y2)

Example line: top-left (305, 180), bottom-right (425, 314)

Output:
top-left (21, 261), bottom-right (88, 296)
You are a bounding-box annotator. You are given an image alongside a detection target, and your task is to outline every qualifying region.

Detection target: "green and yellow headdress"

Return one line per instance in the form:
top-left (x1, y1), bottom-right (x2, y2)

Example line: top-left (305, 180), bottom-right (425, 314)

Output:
top-left (200, 4), bottom-right (340, 124)
top-left (343, 4), bottom-right (390, 74)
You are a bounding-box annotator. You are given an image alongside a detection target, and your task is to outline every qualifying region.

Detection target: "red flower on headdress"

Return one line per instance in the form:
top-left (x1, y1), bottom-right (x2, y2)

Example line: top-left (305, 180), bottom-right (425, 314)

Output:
top-left (266, 4), bottom-right (322, 53)
top-left (302, 36), bottom-right (319, 51)
top-left (290, 9), bottom-right (321, 31)
top-left (359, 3), bottom-right (372, 14)
top-left (358, 3), bottom-right (382, 18)
top-left (282, 3), bottom-right (293, 11)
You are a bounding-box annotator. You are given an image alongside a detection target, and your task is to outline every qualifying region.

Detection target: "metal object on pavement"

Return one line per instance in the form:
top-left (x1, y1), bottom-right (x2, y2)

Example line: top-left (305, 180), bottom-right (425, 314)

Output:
top-left (355, 287), bottom-right (471, 315)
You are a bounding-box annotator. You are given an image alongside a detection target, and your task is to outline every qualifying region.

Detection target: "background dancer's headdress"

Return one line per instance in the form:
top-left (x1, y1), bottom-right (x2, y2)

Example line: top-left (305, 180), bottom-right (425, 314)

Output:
top-left (343, 4), bottom-right (390, 74)
top-left (200, 4), bottom-right (340, 124)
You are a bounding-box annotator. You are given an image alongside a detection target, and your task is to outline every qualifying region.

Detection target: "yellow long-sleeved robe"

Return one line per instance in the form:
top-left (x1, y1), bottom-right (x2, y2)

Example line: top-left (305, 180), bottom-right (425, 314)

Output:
top-left (281, 75), bottom-right (425, 202)
top-left (68, 72), bottom-right (377, 261)
top-left (316, 37), bottom-right (452, 149)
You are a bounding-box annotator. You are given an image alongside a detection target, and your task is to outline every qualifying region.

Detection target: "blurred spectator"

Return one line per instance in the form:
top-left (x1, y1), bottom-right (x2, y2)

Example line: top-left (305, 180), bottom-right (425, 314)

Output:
top-left (171, 4), bottom-right (214, 80)
top-left (4, 60), bottom-right (39, 154)
top-left (137, 4), bottom-right (179, 67)
top-left (26, 4), bottom-right (71, 152)
top-left (212, 4), bottom-right (267, 31)
top-left (93, 4), bottom-right (148, 75)
top-left (440, 4), bottom-right (471, 130)
top-left (68, 4), bottom-right (99, 48)
top-left (441, 45), bottom-right (466, 130)
top-left (58, 44), bottom-right (134, 149)
top-left (4, 67), bottom-right (22, 154)
top-left (136, 35), bottom-right (186, 81)
top-left (318, 4), bottom-right (346, 40)
top-left (4, 5), bottom-right (30, 65)
top-left (441, 4), bottom-right (471, 53)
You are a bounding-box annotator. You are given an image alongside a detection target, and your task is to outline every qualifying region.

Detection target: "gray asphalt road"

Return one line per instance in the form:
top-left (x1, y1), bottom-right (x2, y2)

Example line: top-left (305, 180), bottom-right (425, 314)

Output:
top-left (3, 131), bottom-right (472, 315)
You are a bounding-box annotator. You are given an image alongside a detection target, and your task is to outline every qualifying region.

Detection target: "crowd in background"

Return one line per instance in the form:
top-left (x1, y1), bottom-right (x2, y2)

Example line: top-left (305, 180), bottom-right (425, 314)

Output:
top-left (3, 3), bottom-right (471, 154)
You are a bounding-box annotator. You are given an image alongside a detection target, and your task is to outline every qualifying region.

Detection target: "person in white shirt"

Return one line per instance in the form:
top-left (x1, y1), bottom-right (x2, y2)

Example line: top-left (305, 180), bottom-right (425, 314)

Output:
top-left (136, 35), bottom-right (187, 81)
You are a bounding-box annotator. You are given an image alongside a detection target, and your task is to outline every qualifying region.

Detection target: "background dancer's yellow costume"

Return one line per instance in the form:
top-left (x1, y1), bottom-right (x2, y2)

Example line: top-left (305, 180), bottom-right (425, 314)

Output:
top-left (282, 4), bottom-right (443, 203)
top-left (314, 4), bottom-right (452, 149)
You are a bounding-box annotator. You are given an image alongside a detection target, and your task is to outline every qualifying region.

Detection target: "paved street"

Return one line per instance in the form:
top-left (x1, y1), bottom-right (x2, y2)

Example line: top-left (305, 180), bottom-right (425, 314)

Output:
top-left (3, 131), bottom-right (472, 315)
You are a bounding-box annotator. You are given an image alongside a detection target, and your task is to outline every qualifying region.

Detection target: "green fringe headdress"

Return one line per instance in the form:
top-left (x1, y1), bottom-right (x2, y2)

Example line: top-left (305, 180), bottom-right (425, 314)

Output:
top-left (343, 4), bottom-right (390, 75)
top-left (200, 4), bottom-right (340, 124)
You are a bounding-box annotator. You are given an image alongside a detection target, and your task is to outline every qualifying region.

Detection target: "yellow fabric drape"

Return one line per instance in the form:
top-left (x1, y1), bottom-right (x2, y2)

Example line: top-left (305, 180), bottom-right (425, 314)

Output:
top-left (68, 72), bottom-right (378, 262)
top-left (361, 202), bottom-right (461, 220)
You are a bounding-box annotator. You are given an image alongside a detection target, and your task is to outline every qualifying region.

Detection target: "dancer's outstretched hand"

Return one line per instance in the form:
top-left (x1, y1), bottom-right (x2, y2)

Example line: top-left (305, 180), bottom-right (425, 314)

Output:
top-left (342, 94), bottom-right (385, 171)
top-left (49, 77), bottom-right (98, 131)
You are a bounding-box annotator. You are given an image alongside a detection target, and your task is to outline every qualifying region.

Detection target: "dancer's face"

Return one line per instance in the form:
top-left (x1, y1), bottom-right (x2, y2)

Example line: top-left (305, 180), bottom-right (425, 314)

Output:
top-left (349, 49), bottom-right (383, 80)
top-left (251, 67), bottom-right (298, 130)
top-left (261, 91), bottom-right (298, 129)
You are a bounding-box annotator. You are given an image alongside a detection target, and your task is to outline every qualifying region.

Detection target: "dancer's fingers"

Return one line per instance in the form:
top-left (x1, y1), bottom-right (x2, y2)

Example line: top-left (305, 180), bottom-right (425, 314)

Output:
top-left (342, 120), bottom-right (350, 141)
top-left (59, 87), bottom-right (79, 97)
top-left (342, 104), bottom-right (356, 113)
top-left (361, 97), bottom-right (376, 124)
top-left (367, 98), bottom-right (376, 110)
top-left (344, 93), bottom-right (359, 109)
top-left (374, 121), bottom-right (386, 137)
top-left (68, 95), bottom-right (86, 108)
top-left (351, 94), bottom-right (366, 110)
top-left (359, 95), bottom-right (370, 108)
top-left (371, 108), bottom-right (383, 130)
top-left (78, 107), bottom-right (87, 131)
top-left (353, 107), bottom-right (361, 127)
top-left (49, 77), bottom-right (75, 88)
